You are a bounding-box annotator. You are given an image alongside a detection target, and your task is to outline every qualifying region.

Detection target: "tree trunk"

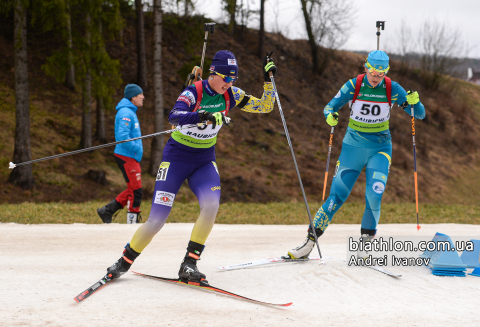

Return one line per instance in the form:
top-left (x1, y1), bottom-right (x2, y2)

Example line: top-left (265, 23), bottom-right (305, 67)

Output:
top-left (300, 0), bottom-right (319, 73)
top-left (80, 12), bottom-right (92, 149)
top-left (184, 0), bottom-right (189, 17)
top-left (95, 19), bottom-right (106, 144)
top-left (149, 0), bottom-right (165, 176)
top-left (257, 0), bottom-right (265, 58)
top-left (226, 0), bottom-right (237, 36)
top-left (64, 0), bottom-right (75, 91)
top-left (135, 0), bottom-right (147, 89)
top-left (9, 0), bottom-right (34, 190)
top-left (96, 95), bottom-right (106, 143)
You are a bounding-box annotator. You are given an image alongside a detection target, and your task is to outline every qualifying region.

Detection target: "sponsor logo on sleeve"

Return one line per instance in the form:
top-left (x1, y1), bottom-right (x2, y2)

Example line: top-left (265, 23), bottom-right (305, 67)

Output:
top-left (334, 91), bottom-right (341, 98)
top-left (178, 96), bottom-right (192, 106)
top-left (372, 182), bottom-right (385, 194)
top-left (227, 59), bottom-right (237, 65)
top-left (179, 90), bottom-right (195, 106)
top-left (135, 123), bottom-right (139, 129)
top-left (211, 186), bottom-right (221, 191)
top-left (156, 162), bottom-right (170, 181)
top-left (154, 191), bottom-right (175, 207)
top-left (122, 117), bottom-right (131, 121)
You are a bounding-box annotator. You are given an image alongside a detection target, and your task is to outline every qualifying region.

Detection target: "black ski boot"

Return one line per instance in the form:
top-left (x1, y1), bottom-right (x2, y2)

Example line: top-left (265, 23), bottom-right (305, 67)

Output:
top-left (97, 199), bottom-right (123, 224)
top-left (178, 241), bottom-right (207, 284)
top-left (106, 243), bottom-right (140, 279)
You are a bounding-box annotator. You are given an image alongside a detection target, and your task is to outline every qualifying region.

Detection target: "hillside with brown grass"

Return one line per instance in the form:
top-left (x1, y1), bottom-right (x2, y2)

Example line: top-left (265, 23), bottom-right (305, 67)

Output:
top-left (1, 13), bottom-right (480, 206)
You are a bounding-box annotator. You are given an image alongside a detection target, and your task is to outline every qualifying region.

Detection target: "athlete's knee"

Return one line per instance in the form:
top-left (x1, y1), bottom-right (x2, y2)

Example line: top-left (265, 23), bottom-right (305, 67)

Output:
top-left (366, 183), bottom-right (385, 210)
top-left (201, 198), bottom-right (220, 215)
top-left (143, 217), bottom-right (166, 234)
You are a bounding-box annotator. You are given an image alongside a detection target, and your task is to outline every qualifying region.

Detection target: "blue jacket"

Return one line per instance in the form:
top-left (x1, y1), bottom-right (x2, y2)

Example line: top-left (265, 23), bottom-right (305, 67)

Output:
top-left (114, 98), bottom-right (143, 162)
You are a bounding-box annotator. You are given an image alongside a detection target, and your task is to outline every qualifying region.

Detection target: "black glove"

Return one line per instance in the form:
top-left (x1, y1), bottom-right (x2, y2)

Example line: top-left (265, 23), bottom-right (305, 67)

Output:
top-left (263, 51), bottom-right (277, 82)
top-left (198, 111), bottom-right (228, 128)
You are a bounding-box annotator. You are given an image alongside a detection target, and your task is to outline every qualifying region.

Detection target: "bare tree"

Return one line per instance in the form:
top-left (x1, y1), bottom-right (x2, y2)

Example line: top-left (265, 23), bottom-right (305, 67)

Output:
top-left (149, 0), bottom-right (165, 176)
top-left (80, 11), bottom-right (92, 149)
top-left (135, 0), bottom-right (147, 89)
top-left (223, 0), bottom-right (237, 35)
top-left (9, 0), bottom-right (34, 189)
top-left (299, 0), bottom-right (353, 74)
top-left (95, 18), bottom-right (106, 143)
top-left (394, 20), bottom-right (416, 75)
top-left (257, 0), bottom-right (265, 58)
top-left (64, 0), bottom-right (75, 91)
top-left (417, 20), bottom-right (466, 90)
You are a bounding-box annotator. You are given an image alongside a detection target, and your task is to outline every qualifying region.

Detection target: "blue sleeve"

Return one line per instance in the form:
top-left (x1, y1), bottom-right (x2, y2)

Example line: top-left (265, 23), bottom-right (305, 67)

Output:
top-left (115, 111), bottom-right (139, 153)
top-left (169, 85), bottom-right (201, 126)
top-left (391, 82), bottom-right (426, 119)
top-left (323, 78), bottom-right (356, 119)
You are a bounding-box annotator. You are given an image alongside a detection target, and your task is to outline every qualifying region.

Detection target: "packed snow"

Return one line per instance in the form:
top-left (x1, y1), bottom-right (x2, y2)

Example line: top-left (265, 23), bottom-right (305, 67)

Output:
top-left (1, 223), bottom-right (479, 326)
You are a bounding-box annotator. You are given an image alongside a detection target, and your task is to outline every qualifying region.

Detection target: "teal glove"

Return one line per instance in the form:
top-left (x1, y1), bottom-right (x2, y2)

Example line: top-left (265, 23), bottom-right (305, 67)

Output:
top-left (326, 113), bottom-right (339, 126)
top-left (406, 90), bottom-right (419, 105)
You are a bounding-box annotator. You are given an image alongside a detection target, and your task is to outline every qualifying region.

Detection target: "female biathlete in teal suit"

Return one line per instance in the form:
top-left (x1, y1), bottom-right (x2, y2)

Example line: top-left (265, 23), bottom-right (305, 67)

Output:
top-left (285, 50), bottom-right (426, 259)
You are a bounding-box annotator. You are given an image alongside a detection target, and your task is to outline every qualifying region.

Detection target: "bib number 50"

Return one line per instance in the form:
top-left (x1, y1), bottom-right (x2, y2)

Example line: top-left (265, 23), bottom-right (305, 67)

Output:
top-left (360, 104), bottom-right (381, 116)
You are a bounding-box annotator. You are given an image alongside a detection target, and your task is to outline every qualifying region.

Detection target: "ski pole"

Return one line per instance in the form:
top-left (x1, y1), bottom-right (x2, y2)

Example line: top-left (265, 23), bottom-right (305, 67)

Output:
top-left (9, 119), bottom-right (228, 169)
top-left (200, 23), bottom-right (216, 73)
top-left (267, 54), bottom-right (325, 265)
top-left (409, 88), bottom-right (421, 231)
top-left (376, 21), bottom-right (385, 50)
top-left (321, 126), bottom-right (334, 203)
top-left (183, 23), bottom-right (216, 90)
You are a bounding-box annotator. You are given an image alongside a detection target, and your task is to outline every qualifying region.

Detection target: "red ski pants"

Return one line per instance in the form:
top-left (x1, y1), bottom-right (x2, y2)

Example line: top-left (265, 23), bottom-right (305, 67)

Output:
top-left (114, 154), bottom-right (143, 213)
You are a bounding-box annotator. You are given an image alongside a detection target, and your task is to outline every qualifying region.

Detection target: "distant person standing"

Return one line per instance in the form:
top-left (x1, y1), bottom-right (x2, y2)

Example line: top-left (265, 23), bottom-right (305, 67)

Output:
top-left (97, 84), bottom-right (144, 224)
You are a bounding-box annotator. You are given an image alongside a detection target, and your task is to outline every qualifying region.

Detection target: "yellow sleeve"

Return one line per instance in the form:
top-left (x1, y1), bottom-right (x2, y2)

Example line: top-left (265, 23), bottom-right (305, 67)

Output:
top-left (231, 83), bottom-right (276, 113)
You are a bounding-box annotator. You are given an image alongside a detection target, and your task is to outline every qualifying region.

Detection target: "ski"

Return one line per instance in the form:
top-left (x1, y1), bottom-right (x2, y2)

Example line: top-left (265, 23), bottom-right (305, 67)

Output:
top-left (365, 265), bottom-right (402, 278)
top-left (341, 258), bottom-right (401, 278)
top-left (74, 274), bottom-right (113, 303)
top-left (132, 271), bottom-right (292, 307)
top-left (217, 256), bottom-right (328, 270)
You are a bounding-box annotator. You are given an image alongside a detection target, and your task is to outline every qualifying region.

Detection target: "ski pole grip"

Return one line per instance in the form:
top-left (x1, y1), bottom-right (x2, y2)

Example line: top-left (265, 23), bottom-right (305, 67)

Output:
top-left (205, 23), bottom-right (216, 33)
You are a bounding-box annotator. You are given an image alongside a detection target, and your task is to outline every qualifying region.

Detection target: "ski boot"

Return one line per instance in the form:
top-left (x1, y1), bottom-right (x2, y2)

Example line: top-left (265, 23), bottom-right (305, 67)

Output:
top-left (178, 241), bottom-right (208, 285)
top-left (97, 199), bottom-right (123, 224)
top-left (283, 226), bottom-right (323, 259)
top-left (106, 243), bottom-right (140, 279)
top-left (357, 229), bottom-right (376, 260)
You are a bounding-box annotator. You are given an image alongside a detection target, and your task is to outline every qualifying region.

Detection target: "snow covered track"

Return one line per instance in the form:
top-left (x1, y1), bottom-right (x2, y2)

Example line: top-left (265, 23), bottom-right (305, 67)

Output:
top-left (2, 223), bottom-right (480, 326)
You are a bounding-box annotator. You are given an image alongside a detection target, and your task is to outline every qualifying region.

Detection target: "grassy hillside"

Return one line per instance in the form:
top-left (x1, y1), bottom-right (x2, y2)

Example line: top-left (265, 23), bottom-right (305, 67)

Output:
top-left (1, 13), bottom-right (480, 206)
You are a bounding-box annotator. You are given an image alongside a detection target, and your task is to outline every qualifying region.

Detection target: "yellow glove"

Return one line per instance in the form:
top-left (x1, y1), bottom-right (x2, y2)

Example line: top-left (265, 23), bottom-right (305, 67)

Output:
top-left (326, 113), bottom-right (339, 127)
top-left (406, 90), bottom-right (419, 105)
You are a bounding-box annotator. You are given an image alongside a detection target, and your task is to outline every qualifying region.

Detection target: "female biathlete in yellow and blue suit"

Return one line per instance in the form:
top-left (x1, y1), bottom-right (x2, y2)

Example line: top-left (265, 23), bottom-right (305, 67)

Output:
top-left (285, 50), bottom-right (426, 259)
top-left (105, 50), bottom-right (277, 283)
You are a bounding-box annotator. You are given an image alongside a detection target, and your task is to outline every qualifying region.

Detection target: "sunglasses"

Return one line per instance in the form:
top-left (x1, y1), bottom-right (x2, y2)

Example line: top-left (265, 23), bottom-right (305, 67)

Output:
top-left (213, 71), bottom-right (238, 84)
top-left (365, 61), bottom-right (390, 78)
